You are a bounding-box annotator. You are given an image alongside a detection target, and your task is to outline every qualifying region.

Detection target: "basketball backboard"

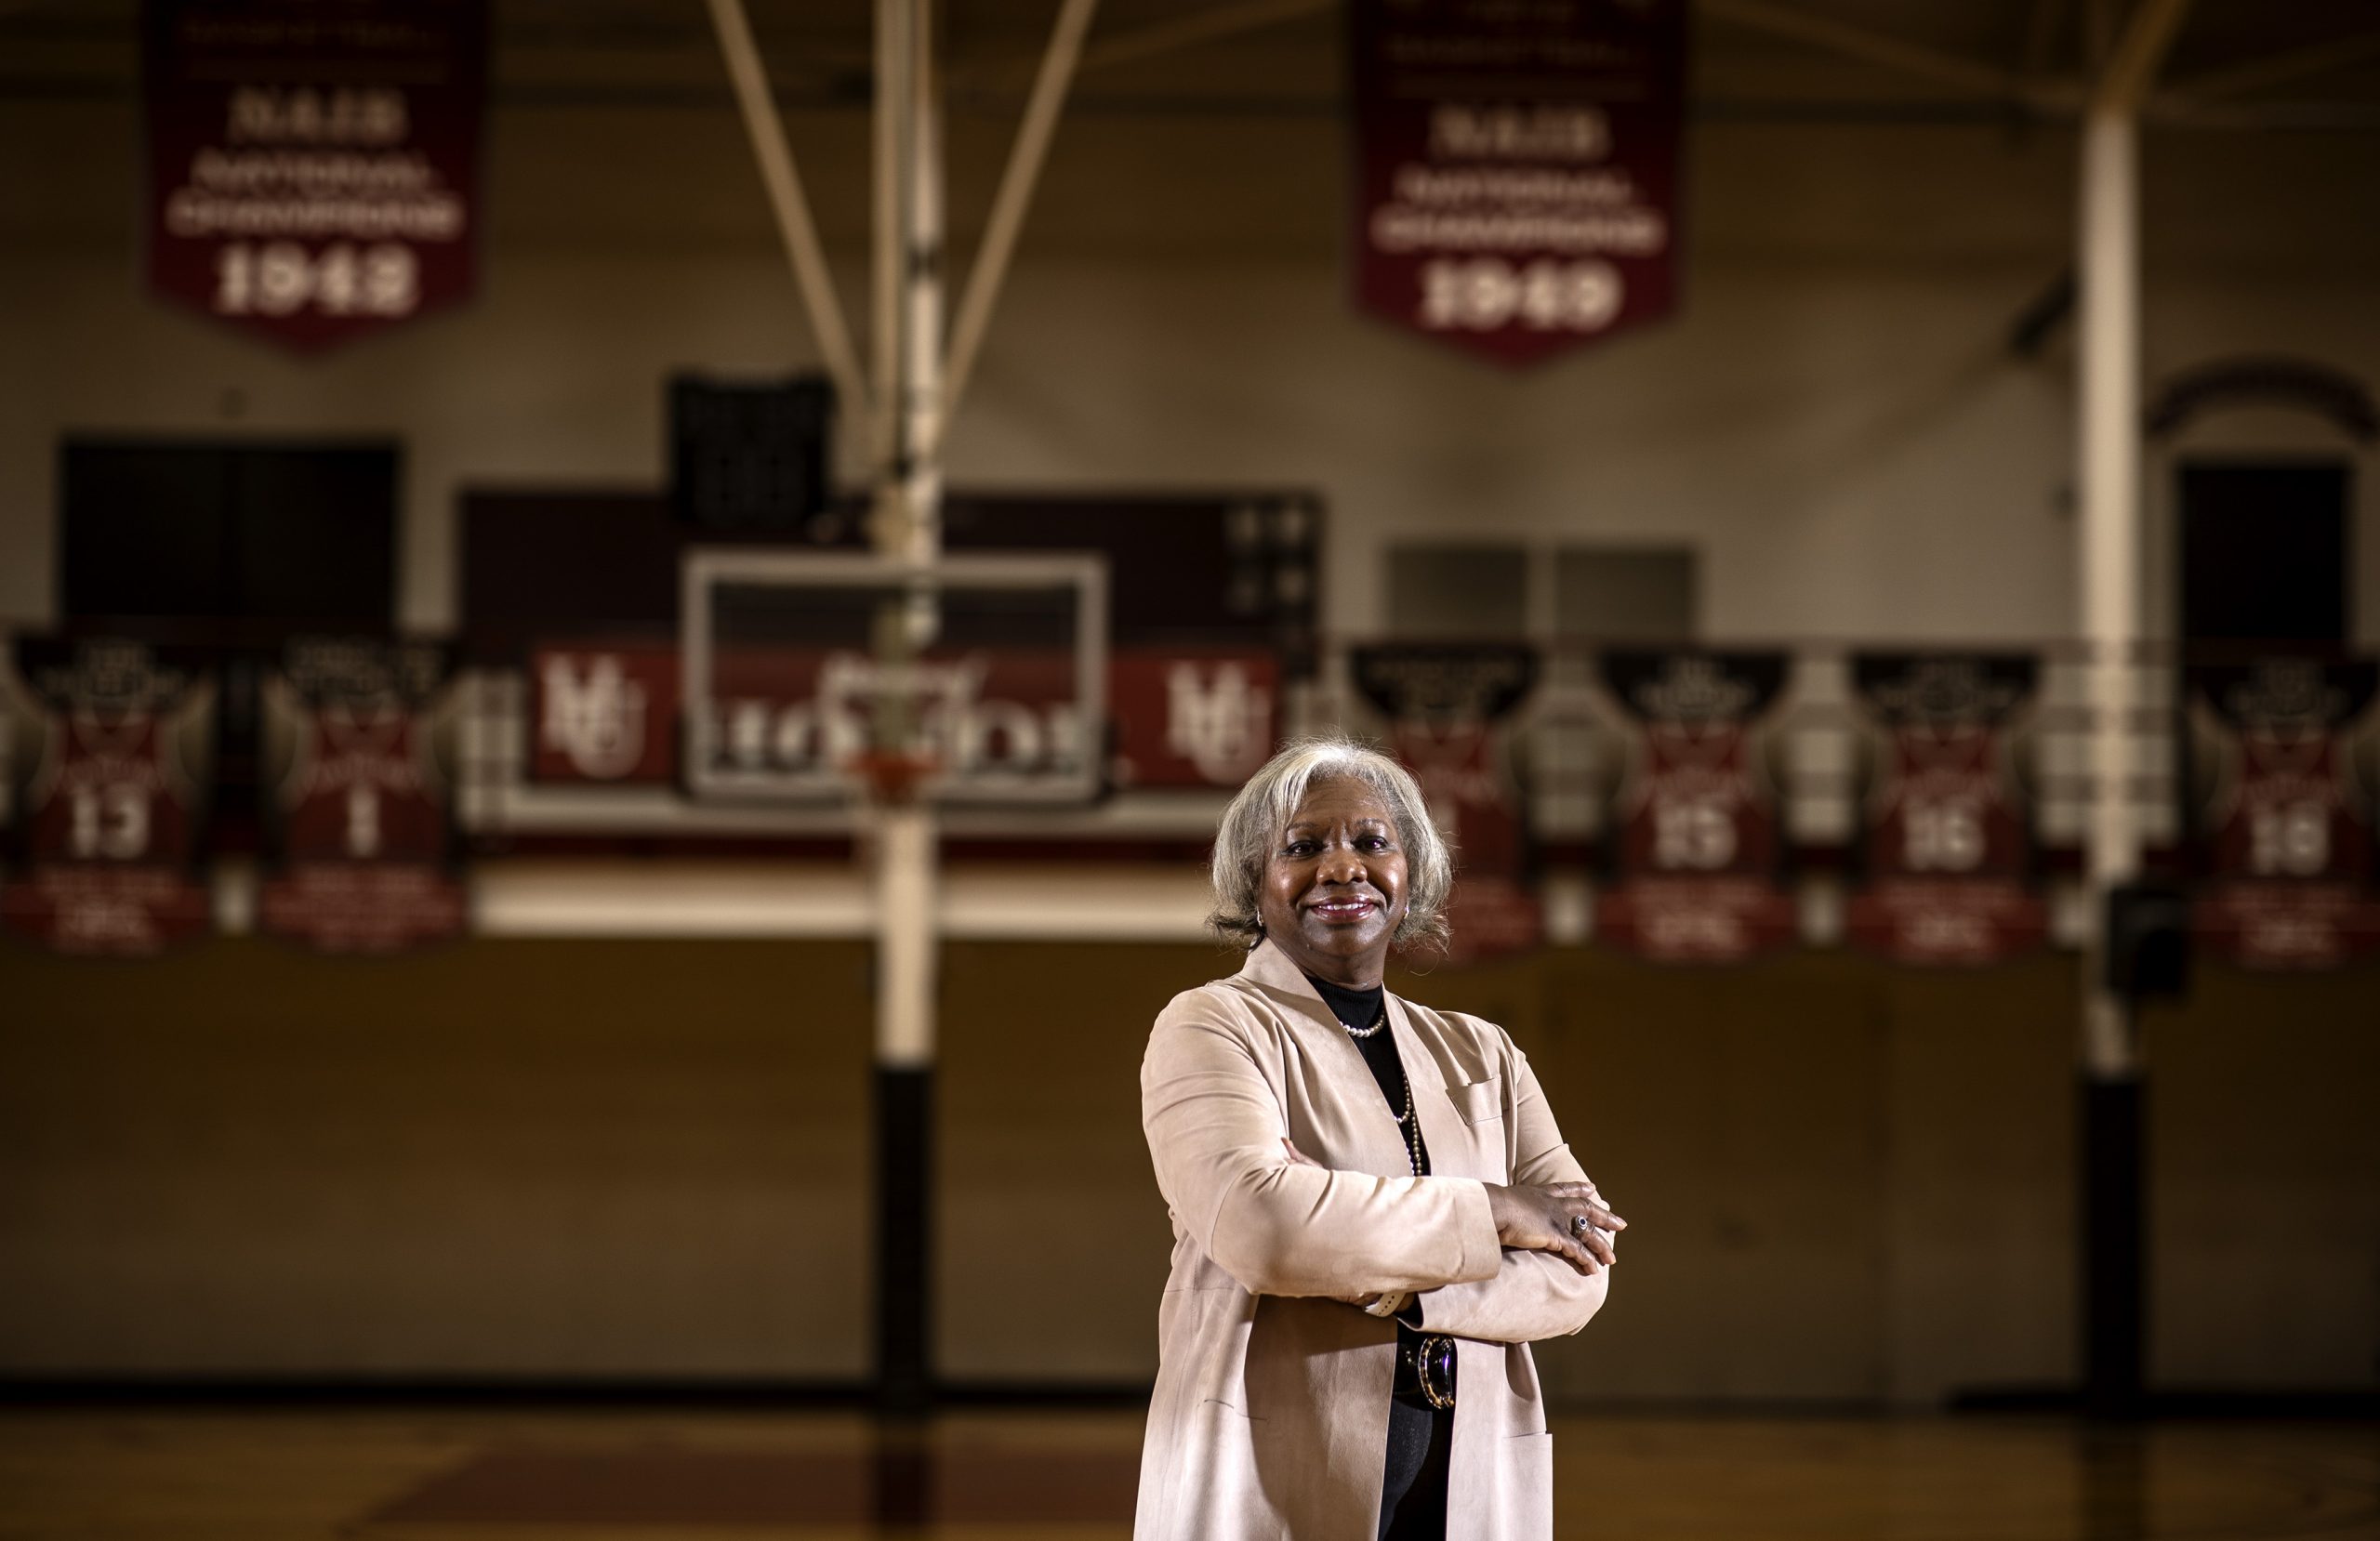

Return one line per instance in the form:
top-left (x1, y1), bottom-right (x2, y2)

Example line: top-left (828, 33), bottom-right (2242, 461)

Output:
top-left (681, 549), bottom-right (1107, 805)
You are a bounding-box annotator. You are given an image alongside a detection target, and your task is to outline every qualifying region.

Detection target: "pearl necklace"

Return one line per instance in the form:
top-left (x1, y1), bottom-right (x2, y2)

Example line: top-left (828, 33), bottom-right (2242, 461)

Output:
top-left (1342, 1003), bottom-right (1425, 1177)
top-left (1395, 1073), bottom-right (1423, 1177)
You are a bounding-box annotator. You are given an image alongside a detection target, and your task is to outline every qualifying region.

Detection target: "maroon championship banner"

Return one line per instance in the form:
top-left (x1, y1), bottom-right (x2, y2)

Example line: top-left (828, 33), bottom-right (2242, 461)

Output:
top-left (257, 638), bottom-right (466, 952)
top-left (2187, 658), bottom-right (2380, 969)
top-left (1352, 643), bottom-right (1541, 964)
top-left (1349, 0), bottom-right (1688, 367)
top-left (1593, 650), bottom-right (1796, 963)
top-left (0, 639), bottom-right (215, 956)
top-left (1842, 653), bottom-right (2047, 966)
top-left (142, 0), bottom-right (486, 351)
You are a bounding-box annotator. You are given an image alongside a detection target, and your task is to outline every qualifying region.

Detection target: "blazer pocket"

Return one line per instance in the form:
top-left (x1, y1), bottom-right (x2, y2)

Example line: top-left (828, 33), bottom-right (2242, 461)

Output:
top-left (1503, 1429), bottom-right (1554, 1534)
top-left (1445, 1073), bottom-right (1505, 1125)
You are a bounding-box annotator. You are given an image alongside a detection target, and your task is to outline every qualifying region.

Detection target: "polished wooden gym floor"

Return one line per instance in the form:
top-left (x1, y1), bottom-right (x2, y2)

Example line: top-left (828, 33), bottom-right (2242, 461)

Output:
top-left (4, 1405), bottom-right (2376, 1539)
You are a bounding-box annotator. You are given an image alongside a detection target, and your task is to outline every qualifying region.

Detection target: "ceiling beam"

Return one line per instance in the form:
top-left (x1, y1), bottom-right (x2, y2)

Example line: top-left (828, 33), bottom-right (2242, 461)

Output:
top-left (952, 0), bottom-right (1329, 89)
top-left (2092, 0), bottom-right (2190, 111)
top-left (1076, 0), bottom-right (1329, 76)
top-left (2021, 0), bottom-right (2070, 84)
top-left (1698, 0), bottom-right (2034, 100)
top-left (2162, 25), bottom-right (2380, 105)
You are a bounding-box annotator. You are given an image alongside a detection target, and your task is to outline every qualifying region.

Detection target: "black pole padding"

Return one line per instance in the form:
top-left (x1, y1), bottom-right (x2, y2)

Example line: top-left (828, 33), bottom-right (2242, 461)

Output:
top-left (875, 1063), bottom-right (933, 1416)
top-left (2082, 1073), bottom-right (2145, 1420)
top-left (2102, 884), bottom-right (2191, 1000)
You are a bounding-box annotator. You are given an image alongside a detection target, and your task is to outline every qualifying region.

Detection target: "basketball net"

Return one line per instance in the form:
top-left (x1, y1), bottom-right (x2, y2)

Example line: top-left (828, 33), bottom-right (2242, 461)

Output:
top-left (847, 583), bottom-right (941, 808)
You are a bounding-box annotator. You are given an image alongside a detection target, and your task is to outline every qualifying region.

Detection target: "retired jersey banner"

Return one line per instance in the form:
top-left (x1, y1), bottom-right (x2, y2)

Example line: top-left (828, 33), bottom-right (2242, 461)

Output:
top-left (1353, 643), bottom-right (1541, 964)
top-left (1842, 652), bottom-right (2046, 966)
top-left (2186, 657), bottom-right (2380, 969)
top-left (258, 637), bottom-right (466, 952)
top-left (142, 0), bottom-right (486, 351)
top-left (1349, 0), bottom-right (1688, 367)
top-left (1593, 650), bottom-right (1795, 963)
top-left (0, 639), bottom-right (215, 955)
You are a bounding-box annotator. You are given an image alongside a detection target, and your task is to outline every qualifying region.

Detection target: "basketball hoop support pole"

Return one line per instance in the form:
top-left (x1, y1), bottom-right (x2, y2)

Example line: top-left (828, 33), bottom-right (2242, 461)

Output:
top-left (2073, 0), bottom-right (2188, 1421)
top-left (869, 0), bottom-right (944, 1419)
top-left (707, 0), bottom-right (1097, 1415)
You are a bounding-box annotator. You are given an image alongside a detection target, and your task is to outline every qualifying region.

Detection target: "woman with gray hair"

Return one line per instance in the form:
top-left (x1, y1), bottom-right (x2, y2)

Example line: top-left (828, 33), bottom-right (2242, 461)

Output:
top-left (1136, 736), bottom-right (1623, 1541)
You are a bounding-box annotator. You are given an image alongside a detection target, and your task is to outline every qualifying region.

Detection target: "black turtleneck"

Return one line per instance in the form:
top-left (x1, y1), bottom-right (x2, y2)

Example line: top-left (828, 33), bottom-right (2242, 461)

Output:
top-left (1304, 972), bottom-right (1429, 1179)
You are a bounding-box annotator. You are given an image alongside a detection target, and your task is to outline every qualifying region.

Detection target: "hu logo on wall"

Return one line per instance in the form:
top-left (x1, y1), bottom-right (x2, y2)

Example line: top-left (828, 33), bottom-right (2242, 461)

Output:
top-left (0, 639), bottom-right (215, 955)
top-left (1112, 649), bottom-right (1280, 789)
top-left (2186, 657), bottom-right (2380, 968)
top-left (1348, 0), bottom-right (1689, 367)
top-left (1593, 650), bottom-right (1796, 963)
top-left (532, 643), bottom-right (680, 784)
top-left (1352, 643), bottom-right (1542, 964)
top-left (141, 0), bottom-right (487, 351)
top-left (1842, 652), bottom-right (2047, 966)
top-left (257, 637), bottom-right (467, 952)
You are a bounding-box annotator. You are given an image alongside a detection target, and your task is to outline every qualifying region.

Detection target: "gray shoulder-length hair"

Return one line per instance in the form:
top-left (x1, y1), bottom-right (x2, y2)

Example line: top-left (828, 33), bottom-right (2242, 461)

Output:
top-left (1208, 735), bottom-right (1454, 950)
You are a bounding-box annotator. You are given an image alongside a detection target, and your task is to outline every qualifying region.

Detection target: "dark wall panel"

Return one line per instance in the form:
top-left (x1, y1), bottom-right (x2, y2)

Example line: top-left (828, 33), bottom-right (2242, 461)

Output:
top-left (0, 938), bottom-right (872, 1378)
top-left (2146, 962), bottom-right (2380, 1390)
top-left (0, 934), bottom-right (2367, 1400)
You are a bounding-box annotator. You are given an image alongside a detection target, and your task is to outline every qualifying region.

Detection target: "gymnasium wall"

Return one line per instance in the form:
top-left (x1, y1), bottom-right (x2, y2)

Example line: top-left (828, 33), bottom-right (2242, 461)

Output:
top-left (4, 45), bottom-right (2377, 1406)
top-left (4, 935), bottom-right (2372, 1403)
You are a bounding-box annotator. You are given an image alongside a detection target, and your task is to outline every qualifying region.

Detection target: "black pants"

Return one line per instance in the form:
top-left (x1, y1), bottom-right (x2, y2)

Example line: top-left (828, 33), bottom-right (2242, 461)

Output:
top-left (1378, 1396), bottom-right (1452, 1540)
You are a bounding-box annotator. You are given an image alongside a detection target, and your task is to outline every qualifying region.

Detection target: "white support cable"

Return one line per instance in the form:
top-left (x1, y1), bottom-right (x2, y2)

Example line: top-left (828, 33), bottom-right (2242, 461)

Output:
top-left (902, 0), bottom-right (945, 565)
top-left (703, 0), bottom-right (870, 421)
top-left (873, 0), bottom-right (912, 504)
top-left (935, 0), bottom-right (1102, 454)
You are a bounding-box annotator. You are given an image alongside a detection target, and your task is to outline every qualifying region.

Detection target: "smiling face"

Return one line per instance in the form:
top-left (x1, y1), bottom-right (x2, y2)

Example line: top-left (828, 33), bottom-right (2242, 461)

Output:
top-left (1256, 775), bottom-right (1410, 989)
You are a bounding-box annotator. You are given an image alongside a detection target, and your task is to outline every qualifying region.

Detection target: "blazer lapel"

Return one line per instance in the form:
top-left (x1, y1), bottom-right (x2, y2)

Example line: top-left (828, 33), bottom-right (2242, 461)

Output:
top-left (1386, 994), bottom-right (1484, 1181)
top-left (1235, 940), bottom-right (1419, 1179)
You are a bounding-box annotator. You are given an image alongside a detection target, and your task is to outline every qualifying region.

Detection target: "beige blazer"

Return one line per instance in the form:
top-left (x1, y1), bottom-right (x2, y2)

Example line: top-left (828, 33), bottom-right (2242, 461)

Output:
top-left (1136, 939), bottom-right (1607, 1541)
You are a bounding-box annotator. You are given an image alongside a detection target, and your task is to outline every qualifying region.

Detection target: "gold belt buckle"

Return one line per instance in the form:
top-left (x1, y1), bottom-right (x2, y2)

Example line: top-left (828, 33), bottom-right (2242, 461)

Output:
top-left (1414, 1334), bottom-right (1457, 1411)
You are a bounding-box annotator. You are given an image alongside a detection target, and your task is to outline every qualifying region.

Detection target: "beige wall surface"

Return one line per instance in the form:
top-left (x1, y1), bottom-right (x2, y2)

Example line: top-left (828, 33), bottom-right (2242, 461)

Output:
top-left (3, 95), bottom-right (2376, 644)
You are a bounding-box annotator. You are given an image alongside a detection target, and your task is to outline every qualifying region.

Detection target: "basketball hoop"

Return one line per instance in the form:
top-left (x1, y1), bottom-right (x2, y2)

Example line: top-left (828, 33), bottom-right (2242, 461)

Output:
top-left (846, 747), bottom-right (940, 806)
